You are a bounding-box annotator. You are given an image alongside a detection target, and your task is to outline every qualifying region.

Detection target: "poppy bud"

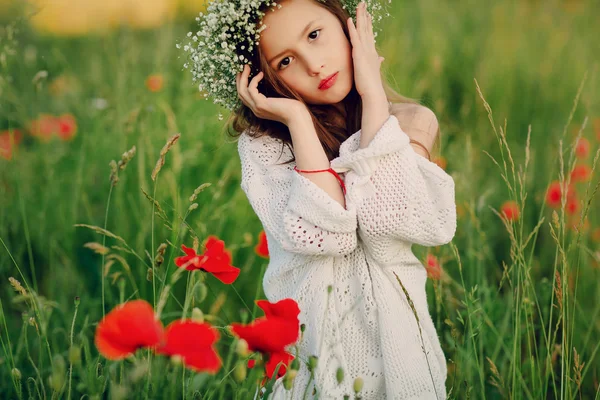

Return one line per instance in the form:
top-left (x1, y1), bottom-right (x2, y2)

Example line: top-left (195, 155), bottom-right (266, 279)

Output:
top-left (327, 285), bottom-right (333, 294)
top-left (308, 356), bottom-right (318, 372)
top-left (285, 369), bottom-right (298, 381)
top-left (336, 367), bottom-right (344, 384)
top-left (283, 376), bottom-right (293, 390)
top-left (191, 307), bottom-right (204, 323)
top-left (74, 296), bottom-right (80, 306)
top-left (195, 282), bottom-right (208, 303)
top-left (233, 361), bottom-right (247, 383)
top-left (300, 324), bottom-right (306, 332)
top-left (235, 338), bottom-right (250, 357)
top-left (68, 345), bottom-right (81, 366)
top-left (290, 358), bottom-right (300, 371)
top-left (170, 355), bottom-right (183, 367)
top-left (353, 377), bottom-right (364, 393)
top-left (11, 368), bottom-right (21, 380)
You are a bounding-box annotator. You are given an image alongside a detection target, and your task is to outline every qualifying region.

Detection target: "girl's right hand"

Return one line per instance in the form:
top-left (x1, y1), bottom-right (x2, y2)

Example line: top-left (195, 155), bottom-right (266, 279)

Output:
top-left (236, 64), bottom-right (307, 126)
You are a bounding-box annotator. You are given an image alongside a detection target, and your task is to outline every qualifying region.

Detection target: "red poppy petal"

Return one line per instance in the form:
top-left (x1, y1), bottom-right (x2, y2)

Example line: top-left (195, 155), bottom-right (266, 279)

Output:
top-left (256, 299), bottom-right (300, 322)
top-left (212, 268), bottom-right (241, 284)
top-left (181, 244), bottom-right (197, 257)
top-left (94, 300), bottom-right (163, 360)
top-left (157, 320), bottom-right (222, 374)
top-left (264, 351), bottom-right (295, 379)
top-left (230, 318), bottom-right (299, 354)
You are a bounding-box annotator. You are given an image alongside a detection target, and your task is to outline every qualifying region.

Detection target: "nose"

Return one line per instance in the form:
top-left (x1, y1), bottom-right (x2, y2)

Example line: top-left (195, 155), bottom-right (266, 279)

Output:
top-left (309, 63), bottom-right (325, 76)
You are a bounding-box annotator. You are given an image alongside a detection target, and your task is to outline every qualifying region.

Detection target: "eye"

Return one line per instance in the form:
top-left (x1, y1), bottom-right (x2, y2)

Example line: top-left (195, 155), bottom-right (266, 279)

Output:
top-left (278, 29), bottom-right (321, 70)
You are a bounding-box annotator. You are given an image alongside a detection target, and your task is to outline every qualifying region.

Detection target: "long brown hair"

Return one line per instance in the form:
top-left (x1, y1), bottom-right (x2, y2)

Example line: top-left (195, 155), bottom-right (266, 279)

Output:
top-left (226, 0), bottom-right (434, 165)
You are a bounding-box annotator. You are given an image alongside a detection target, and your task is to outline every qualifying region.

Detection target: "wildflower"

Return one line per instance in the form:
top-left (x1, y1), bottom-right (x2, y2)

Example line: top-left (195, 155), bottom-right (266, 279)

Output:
top-left (570, 164), bottom-right (592, 182)
top-left (545, 180), bottom-right (575, 208)
top-left (56, 114), bottom-right (78, 141)
top-left (94, 300), bottom-right (164, 359)
top-left (145, 74), bottom-right (164, 92)
top-left (0, 129), bottom-right (23, 161)
top-left (500, 200), bottom-right (519, 221)
top-left (155, 320), bottom-right (222, 373)
top-left (566, 195), bottom-right (580, 216)
top-left (28, 114), bottom-right (58, 141)
top-left (175, 236), bottom-right (240, 284)
top-left (254, 230), bottom-right (269, 258)
top-left (432, 156), bottom-right (447, 170)
top-left (425, 253), bottom-right (441, 280)
top-left (230, 298), bottom-right (300, 380)
top-left (95, 299), bottom-right (222, 373)
top-left (575, 137), bottom-right (590, 159)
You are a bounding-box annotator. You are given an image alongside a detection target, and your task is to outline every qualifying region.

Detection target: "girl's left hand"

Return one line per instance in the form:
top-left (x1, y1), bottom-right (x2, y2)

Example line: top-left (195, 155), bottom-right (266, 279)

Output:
top-left (347, 2), bottom-right (385, 99)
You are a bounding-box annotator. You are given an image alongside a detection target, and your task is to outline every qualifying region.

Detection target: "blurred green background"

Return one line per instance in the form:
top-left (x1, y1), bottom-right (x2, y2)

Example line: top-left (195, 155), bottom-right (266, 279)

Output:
top-left (1, 0), bottom-right (599, 398)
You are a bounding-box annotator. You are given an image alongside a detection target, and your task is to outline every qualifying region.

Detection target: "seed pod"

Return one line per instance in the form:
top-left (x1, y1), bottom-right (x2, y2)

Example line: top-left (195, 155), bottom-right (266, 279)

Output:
top-left (336, 367), bottom-right (344, 384)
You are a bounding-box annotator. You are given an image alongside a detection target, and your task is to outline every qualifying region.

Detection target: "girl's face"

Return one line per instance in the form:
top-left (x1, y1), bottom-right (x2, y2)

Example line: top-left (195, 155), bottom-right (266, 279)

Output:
top-left (259, 0), bottom-right (353, 107)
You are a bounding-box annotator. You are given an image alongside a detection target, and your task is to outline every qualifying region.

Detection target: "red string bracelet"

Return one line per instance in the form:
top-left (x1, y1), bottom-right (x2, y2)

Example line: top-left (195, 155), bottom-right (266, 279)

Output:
top-left (293, 165), bottom-right (347, 196)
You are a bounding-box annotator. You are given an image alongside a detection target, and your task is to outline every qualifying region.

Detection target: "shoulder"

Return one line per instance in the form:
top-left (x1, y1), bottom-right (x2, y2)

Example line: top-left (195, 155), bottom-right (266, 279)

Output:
top-left (238, 128), bottom-right (293, 167)
top-left (390, 103), bottom-right (439, 135)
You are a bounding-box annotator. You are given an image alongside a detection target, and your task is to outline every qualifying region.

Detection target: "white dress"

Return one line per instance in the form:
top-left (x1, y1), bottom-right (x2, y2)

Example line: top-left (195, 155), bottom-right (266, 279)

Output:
top-left (238, 114), bottom-right (457, 400)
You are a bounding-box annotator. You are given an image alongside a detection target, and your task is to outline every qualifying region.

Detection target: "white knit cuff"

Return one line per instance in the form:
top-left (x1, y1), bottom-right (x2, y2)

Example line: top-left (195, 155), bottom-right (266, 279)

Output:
top-left (286, 170), bottom-right (358, 233)
top-left (330, 114), bottom-right (409, 176)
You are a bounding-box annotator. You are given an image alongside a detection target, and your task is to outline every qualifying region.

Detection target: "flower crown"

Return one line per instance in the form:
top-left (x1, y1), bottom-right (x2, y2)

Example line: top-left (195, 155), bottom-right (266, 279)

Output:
top-left (177, 0), bottom-right (392, 117)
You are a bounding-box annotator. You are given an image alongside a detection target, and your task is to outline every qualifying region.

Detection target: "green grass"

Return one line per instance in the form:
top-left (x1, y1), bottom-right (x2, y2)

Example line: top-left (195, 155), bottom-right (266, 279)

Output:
top-left (1, 0), bottom-right (599, 398)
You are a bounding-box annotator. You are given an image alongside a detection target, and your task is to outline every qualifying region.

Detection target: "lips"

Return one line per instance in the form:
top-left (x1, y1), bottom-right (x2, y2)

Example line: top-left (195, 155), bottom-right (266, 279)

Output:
top-left (319, 72), bottom-right (338, 89)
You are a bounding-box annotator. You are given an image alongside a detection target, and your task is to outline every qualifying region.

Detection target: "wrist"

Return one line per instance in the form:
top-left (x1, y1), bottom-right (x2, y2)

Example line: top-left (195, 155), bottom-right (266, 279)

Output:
top-left (361, 87), bottom-right (388, 106)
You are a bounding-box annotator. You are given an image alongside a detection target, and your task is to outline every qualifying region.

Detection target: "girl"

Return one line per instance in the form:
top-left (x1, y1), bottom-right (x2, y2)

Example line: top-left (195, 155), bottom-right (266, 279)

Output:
top-left (231, 0), bottom-right (457, 398)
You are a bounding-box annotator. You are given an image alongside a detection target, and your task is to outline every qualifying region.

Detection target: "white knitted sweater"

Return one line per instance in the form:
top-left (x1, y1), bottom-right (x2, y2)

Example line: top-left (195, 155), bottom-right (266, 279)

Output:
top-left (238, 114), bottom-right (457, 400)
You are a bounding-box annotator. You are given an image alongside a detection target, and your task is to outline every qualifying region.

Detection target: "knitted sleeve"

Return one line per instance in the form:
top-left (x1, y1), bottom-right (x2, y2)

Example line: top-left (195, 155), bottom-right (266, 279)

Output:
top-left (330, 114), bottom-right (457, 247)
top-left (238, 131), bottom-right (359, 257)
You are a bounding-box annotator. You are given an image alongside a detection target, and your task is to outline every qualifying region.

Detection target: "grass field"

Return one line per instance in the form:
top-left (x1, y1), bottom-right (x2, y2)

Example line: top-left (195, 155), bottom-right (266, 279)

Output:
top-left (1, 0), bottom-right (600, 398)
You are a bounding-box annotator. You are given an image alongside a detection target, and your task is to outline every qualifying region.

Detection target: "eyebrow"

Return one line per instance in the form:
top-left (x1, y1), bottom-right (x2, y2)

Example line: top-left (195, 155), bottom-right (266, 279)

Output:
top-left (267, 18), bottom-right (322, 65)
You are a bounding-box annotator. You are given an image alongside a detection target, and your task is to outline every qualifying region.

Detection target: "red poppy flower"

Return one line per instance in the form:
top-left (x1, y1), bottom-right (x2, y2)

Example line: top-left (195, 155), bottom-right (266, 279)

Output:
top-left (0, 129), bottom-right (23, 161)
top-left (264, 351), bottom-right (295, 379)
top-left (425, 253), bottom-right (441, 280)
top-left (500, 200), bottom-right (519, 221)
top-left (175, 236), bottom-right (240, 284)
top-left (146, 74), bottom-right (164, 92)
top-left (94, 300), bottom-right (164, 360)
top-left (545, 181), bottom-right (575, 208)
top-left (433, 156), bottom-right (447, 170)
top-left (29, 114), bottom-right (58, 141)
top-left (566, 195), bottom-right (580, 215)
top-left (155, 320), bottom-right (222, 374)
top-left (230, 298), bottom-right (300, 379)
top-left (56, 114), bottom-right (78, 141)
top-left (575, 137), bottom-right (590, 159)
top-left (570, 165), bottom-right (592, 182)
top-left (95, 300), bottom-right (222, 374)
top-left (254, 231), bottom-right (269, 259)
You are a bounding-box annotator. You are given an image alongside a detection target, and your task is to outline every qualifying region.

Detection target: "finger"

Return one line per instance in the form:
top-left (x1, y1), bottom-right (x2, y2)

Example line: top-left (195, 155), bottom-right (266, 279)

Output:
top-left (247, 71), bottom-right (265, 106)
top-left (367, 11), bottom-right (373, 38)
top-left (347, 16), bottom-right (359, 46)
top-left (238, 65), bottom-right (253, 107)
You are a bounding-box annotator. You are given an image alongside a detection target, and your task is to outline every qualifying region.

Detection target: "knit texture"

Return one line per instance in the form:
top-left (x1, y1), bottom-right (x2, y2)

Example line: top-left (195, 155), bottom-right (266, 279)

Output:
top-left (238, 114), bottom-right (457, 400)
